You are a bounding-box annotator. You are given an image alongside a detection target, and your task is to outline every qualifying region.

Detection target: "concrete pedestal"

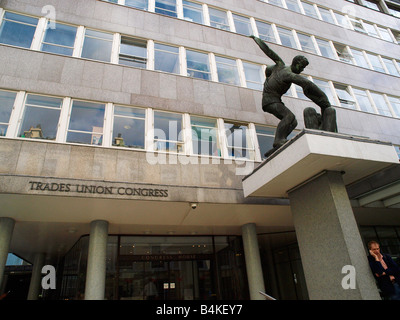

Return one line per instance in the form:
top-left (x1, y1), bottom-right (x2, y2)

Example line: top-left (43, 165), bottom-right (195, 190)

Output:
top-left (27, 253), bottom-right (45, 300)
top-left (242, 130), bottom-right (399, 300)
top-left (289, 171), bottom-right (380, 299)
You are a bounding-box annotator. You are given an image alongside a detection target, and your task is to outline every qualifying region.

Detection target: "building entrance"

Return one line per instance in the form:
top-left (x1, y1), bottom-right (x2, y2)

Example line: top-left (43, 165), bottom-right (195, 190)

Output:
top-left (118, 257), bottom-right (214, 300)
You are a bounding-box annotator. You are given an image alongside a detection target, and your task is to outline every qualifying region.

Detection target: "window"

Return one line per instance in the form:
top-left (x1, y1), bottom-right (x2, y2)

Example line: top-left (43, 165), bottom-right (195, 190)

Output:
top-left (0, 12), bottom-right (38, 48)
top-left (67, 100), bottom-right (106, 145)
top-left (349, 17), bottom-right (366, 34)
top-left (182, 1), bottom-right (203, 24)
top-left (301, 2), bottom-right (319, 19)
top-left (112, 106), bottom-right (145, 149)
top-left (334, 12), bottom-right (351, 29)
top-left (276, 26), bottom-right (297, 48)
top-left (387, 96), bottom-right (400, 118)
top-left (315, 38), bottom-right (335, 59)
top-left (119, 37), bottom-right (147, 68)
top-left (81, 29), bottom-right (113, 62)
top-left (381, 57), bottom-right (400, 77)
top-left (224, 122), bottom-right (255, 160)
top-left (364, 1), bottom-right (381, 11)
top-left (297, 33), bottom-right (317, 54)
top-left (242, 62), bottom-right (264, 90)
top-left (154, 43), bottom-right (180, 74)
top-left (18, 94), bottom-right (62, 140)
top-left (377, 27), bottom-right (393, 42)
top-left (125, 0), bottom-right (148, 10)
top-left (153, 111), bottom-right (184, 153)
top-left (334, 84), bottom-right (356, 109)
top-left (232, 14), bottom-right (252, 36)
top-left (388, 6), bottom-right (400, 18)
top-left (155, 0), bottom-right (177, 18)
top-left (0, 90), bottom-right (17, 136)
top-left (255, 20), bottom-right (276, 43)
top-left (318, 7), bottom-right (335, 24)
top-left (215, 56), bottom-right (240, 86)
top-left (255, 125), bottom-right (275, 160)
top-left (268, 0), bottom-right (284, 8)
top-left (352, 88), bottom-right (375, 113)
top-left (363, 22), bottom-right (379, 38)
top-left (334, 43), bottom-right (353, 64)
top-left (208, 8), bottom-right (230, 31)
top-left (370, 92), bottom-right (391, 116)
top-left (285, 0), bottom-right (302, 13)
top-left (41, 22), bottom-right (77, 56)
top-left (186, 50), bottom-right (211, 80)
top-left (365, 53), bottom-right (385, 73)
top-left (191, 116), bottom-right (220, 156)
top-left (351, 49), bottom-right (369, 69)
top-left (312, 79), bottom-right (335, 106)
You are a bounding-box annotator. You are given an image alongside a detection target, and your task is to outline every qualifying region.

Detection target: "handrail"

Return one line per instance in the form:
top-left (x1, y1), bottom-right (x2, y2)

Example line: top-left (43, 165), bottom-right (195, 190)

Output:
top-left (259, 291), bottom-right (277, 300)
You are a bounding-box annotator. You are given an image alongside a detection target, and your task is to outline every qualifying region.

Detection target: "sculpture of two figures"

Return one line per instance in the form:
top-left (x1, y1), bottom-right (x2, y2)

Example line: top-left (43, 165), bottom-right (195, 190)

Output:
top-left (250, 35), bottom-right (338, 158)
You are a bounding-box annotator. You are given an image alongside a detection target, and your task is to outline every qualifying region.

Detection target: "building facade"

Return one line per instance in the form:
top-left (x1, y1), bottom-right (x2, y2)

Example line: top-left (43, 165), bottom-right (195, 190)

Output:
top-left (0, 0), bottom-right (399, 300)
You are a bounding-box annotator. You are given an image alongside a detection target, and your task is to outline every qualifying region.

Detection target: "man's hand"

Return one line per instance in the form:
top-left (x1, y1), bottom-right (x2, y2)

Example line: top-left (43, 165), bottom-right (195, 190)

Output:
top-left (370, 249), bottom-right (379, 261)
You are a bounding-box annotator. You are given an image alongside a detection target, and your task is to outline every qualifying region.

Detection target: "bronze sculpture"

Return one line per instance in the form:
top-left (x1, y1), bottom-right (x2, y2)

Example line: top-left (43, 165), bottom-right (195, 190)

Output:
top-left (250, 35), bottom-right (337, 157)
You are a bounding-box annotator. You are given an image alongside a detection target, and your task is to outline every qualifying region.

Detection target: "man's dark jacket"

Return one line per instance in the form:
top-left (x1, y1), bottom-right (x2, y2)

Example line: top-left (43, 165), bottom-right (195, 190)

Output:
top-left (368, 253), bottom-right (400, 296)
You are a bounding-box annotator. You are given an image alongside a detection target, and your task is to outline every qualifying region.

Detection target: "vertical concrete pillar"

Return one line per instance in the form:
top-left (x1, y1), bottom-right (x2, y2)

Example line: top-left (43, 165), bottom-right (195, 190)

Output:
top-left (288, 171), bottom-right (381, 300)
top-left (85, 220), bottom-right (109, 300)
top-left (0, 218), bottom-right (15, 291)
top-left (27, 253), bottom-right (45, 300)
top-left (242, 223), bottom-right (265, 300)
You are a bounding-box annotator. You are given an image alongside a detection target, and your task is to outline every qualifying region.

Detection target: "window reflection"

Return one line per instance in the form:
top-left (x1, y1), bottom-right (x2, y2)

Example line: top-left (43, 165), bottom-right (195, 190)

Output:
top-left (81, 29), bottom-right (113, 62)
top-left (0, 90), bottom-right (17, 136)
top-left (41, 22), bottom-right (77, 56)
top-left (0, 12), bottom-right (38, 48)
top-left (224, 122), bottom-right (255, 160)
top-left (19, 94), bottom-right (63, 140)
top-left (153, 111), bottom-right (184, 153)
top-left (154, 43), bottom-right (180, 74)
top-left (191, 116), bottom-right (220, 156)
top-left (113, 105), bottom-right (146, 149)
top-left (215, 56), bottom-right (240, 86)
top-left (67, 100), bottom-right (106, 145)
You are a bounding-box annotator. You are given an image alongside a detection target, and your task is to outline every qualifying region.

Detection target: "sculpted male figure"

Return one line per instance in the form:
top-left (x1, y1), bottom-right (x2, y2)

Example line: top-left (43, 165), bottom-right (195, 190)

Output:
top-left (250, 35), bottom-right (337, 157)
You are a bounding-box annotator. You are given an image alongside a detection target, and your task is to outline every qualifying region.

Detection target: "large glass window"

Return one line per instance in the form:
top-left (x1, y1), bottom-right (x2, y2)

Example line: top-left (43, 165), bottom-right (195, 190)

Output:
top-left (182, 1), bottom-right (203, 24)
top-left (363, 22), bottom-right (379, 38)
top-left (0, 90), bottom-right (17, 136)
top-left (215, 56), bottom-right (240, 86)
top-left (242, 62), bottom-right (264, 91)
top-left (67, 100), bottom-right (106, 145)
top-left (268, 0), bottom-right (284, 8)
top-left (297, 33), bottom-right (317, 54)
top-left (352, 88), bottom-right (375, 113)
top-left (276, 27), bottom-right (297, 48)
top-left (381, 58), bottom-right (400, 77)
top-left (285, 0), bottom-right (302, 13)
top-left (186, 50), bottom-right (211, 80)
top-left (255, 20), bottom-right (276, 43)
top-left (349, 17), bottom-right (366, 34)
top-left (112, 106), bottom-right (145, 149)
top-left (125, 0), bottom-right (148, 10)
top-left (387, 96), bottom-right (400, 118)
top-left (119, 37), bottom-right (147, 68)
top-left (19, 94), bottom-right (63, 140)
top-left (155, 0), bottom-right (177, 17)
top-left (41, 22), bottom-right (77, 56)
top-left (351, 49), bottom-right (370, 69)
top-left (370, 92), bottom-right (391, 116)
top-left (0, 12), bottom-right (38, 48)
top-left (315, 38), bottom-right (335, 59)
top-left (208, 8), bottom-right (230, 31)
top-left (191, 116), bottom-right (220, 156)
top-left (154, 43), bottom-right (180, 74)
top-left (232, 14), bottom-right (252, 36)
top-left (301, 2), bottom-right (319, 19)
top-left (366, 53), bottom-right (385, 73)
top-left (333, 43), bottom-right (353, 64)
top-left (153, 111), bottom-right (184, 153)
top-left (377, 27), bottom-right (393, 42)
top-left (333, 84), bottom-right (356, 109)
top-left (318, 7), bottom-right (335, 24)
top-left (312, 79), bottom-right (335, 106)
top-left (334, 12), bottom-right (351, 29)
top-left (224, 122), bottom-right (255, 160)
top-left (256, 125), bottom-right (275, 160)
top-left (81, 29), bottom-right (113, 62)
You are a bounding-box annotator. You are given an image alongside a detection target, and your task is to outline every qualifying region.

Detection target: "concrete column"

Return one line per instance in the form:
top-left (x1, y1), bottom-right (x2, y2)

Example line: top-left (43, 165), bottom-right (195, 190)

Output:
top-left (27, 253), bottom-right (45, 300)
top-left (84, 220), bottom-right (109, 300)
top-left (288, 171), bottom-right (381, 300)
top-left (0, 218), bottom-right (15, 291)
top-left (242, 223), bottom-right (265, 300)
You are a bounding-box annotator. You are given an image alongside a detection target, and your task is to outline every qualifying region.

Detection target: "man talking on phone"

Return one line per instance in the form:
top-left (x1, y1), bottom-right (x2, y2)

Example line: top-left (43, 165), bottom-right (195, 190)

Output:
top-left (367, 240), bottom-right (400, 300)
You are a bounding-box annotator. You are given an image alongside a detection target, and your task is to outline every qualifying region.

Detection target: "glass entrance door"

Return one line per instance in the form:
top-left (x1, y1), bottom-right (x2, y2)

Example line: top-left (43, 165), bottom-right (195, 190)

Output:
top-left (118, 258), bottom-right (213, 300)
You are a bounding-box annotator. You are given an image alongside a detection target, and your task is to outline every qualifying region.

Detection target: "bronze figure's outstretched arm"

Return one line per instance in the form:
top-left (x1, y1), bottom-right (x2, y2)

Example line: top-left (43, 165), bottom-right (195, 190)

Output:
top-left (250, 35), bottom-right (284, 65)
